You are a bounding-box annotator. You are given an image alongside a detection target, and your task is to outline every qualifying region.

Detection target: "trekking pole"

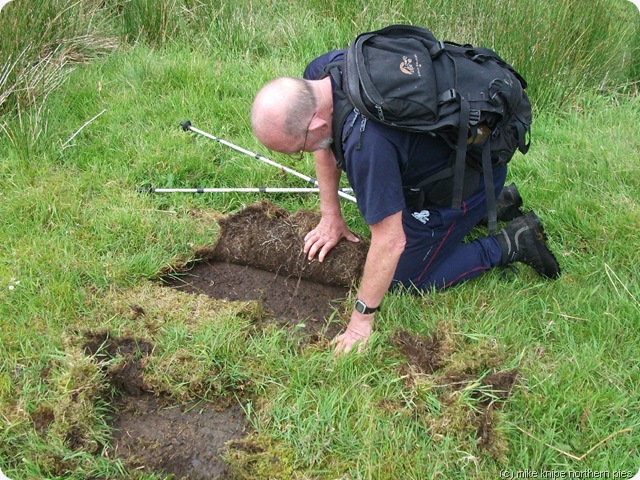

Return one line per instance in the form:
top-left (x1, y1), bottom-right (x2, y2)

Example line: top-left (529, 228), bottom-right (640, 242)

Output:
top-left (180, 120), bottom-right (357, 203)
top-left (139, 186), bottom-right (353, 194)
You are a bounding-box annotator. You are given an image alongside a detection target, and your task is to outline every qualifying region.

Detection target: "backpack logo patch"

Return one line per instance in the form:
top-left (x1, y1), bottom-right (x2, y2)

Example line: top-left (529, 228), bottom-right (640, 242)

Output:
top-left (399, 55), bottom-right (421, 76)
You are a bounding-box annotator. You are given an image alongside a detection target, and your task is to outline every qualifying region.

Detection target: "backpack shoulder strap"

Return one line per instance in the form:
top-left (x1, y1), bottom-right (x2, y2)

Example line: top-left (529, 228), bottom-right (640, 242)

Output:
top-left (320, 61), bottom-right (354, 168)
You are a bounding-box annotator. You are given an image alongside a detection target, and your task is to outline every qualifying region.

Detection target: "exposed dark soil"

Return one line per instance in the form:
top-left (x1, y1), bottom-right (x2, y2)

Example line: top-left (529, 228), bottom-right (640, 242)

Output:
top-left (391, 329), bottom-right (451, 374)
top-left (162, 201), bottom-right (370, 342)
top-left (164, 261), bottom-right (348, 341)
top-left (83, 331), bottom-right (153, 396)
top-left (109, 394), bottom-right (246, 480)
top-left (392, 328), bottom-right (518, 456)
top-left (82, 331), bottom-right (247, 479)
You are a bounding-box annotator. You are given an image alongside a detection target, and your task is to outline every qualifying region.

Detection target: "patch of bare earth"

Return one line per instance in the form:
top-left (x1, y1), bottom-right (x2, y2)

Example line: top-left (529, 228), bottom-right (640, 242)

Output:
top-left (109, 395), bottom-right (245, 480)
top-left (162, 201), bottom-right (369, 341)
top-left (164, 261), bottom-right (348, 341)
top-left (82, 331), bottom-right (247, 479)
top-left (392, 327), bottom-right (519, 458)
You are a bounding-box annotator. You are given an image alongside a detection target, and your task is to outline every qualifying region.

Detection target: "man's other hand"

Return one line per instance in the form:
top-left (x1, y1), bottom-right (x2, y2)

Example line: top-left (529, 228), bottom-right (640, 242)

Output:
top-left (303, 214), bottom-right (360, 262)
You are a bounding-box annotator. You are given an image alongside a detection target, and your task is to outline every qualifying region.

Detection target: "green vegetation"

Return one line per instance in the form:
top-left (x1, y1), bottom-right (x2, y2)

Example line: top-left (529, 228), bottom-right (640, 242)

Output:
top-left (1, 0), bottom-right (638, 479)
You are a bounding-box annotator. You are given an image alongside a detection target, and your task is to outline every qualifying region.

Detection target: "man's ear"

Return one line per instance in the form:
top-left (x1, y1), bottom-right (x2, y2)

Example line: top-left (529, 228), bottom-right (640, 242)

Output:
top-left (308, 114), bottom-right (329, 135)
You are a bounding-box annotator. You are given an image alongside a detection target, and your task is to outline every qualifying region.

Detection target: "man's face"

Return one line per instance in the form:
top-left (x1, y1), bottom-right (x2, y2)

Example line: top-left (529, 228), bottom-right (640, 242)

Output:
top-left (282, 122), bottom-right (333, 159)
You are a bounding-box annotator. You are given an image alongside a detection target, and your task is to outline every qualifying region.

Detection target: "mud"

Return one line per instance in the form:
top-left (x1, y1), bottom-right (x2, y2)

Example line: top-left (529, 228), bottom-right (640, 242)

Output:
top-left (391, 329), bottom-right (452, 374)
top-left (83, 331), bottom-right (153, 396)
top-left (82, 331), bottom-right (247, 479)
top-left (109, 394), bottom-right (245, 480)
top-left (161, 201), bottom-right (371, 342)
top-left (392, 328), bottom-right (518, 456)
top-left (163, 261), bottom-right (348, 341)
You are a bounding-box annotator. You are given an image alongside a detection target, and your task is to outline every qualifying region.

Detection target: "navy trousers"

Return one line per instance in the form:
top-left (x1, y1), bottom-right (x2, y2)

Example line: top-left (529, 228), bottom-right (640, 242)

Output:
top-left (392, 166), bottom-right (507, 291)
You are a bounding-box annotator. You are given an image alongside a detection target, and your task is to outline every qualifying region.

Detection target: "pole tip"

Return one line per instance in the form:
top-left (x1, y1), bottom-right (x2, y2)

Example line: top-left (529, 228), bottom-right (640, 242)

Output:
top-left (136, 184), bottom-right (154, 194)
top-left (180, 120), bottom-right (192, 131)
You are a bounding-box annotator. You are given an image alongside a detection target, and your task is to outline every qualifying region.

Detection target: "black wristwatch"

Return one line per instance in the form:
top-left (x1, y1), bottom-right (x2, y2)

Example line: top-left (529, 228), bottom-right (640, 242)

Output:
top-left (354, 299), bottom-right (380, 315)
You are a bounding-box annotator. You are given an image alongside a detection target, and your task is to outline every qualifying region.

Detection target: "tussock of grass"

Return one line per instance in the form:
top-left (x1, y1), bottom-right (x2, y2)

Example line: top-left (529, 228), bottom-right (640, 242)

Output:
top-left (85, 283), bottom-right (269, 401)
top-left (224, 435), bottom-right (297, 480)
top-left (0, 0), bottom-right (118, 117)
top-left (15, 349), bottom-right (115, 478)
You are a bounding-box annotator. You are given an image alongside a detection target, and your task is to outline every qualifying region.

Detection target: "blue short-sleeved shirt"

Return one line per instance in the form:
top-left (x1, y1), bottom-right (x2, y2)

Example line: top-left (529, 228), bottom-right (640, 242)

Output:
top-left (304, 51), bottom-right (453, 225)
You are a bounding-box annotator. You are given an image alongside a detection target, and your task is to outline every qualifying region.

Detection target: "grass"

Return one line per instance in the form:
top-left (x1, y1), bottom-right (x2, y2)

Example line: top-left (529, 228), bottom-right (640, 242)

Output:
top-left (1, 0), bottom-right (639, 479)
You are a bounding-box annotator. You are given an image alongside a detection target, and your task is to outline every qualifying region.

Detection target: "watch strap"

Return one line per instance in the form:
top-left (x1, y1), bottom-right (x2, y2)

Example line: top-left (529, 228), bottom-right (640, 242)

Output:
top-left (355, 299), bottom-right (380, 314)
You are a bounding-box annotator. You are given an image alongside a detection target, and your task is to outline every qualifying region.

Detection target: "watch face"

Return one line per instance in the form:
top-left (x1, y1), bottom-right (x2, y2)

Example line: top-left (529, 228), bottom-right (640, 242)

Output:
top-left (355, 299), bottom-right (366, 314)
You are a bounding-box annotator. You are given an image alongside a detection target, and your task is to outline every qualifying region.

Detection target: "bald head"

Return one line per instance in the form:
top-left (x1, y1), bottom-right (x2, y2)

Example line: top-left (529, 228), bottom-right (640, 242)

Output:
top-left (251, 77), bottom-right (317, 153)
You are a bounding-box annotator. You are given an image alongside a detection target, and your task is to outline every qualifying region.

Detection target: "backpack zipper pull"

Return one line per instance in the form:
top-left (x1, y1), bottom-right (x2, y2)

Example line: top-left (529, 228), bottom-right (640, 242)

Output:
top-left (343, 108), bottom-right (360, 143)
top-left (356, 116), bottom-right (367, 150)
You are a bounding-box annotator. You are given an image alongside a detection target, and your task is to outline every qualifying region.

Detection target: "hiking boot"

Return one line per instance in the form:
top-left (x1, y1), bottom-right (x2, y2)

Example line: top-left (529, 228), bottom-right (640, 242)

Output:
top-left (480, 183), bottom-right (524, 225)
top-left (493, 211), bottom-right (561, 279)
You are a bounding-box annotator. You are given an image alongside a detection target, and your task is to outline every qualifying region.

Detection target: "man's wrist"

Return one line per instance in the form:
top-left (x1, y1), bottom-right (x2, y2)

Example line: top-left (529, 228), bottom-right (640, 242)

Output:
top-left (354, 299), bottom-right (380, 315)
top-left (320, 209), bottom-right (343, 218)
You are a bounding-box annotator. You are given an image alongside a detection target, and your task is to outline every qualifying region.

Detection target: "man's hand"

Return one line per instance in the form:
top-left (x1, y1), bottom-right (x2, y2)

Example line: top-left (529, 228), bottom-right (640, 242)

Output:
top-left (331, 312), bottom-right (374, 355)
top-left (303, 214), bottom-right (360, 262)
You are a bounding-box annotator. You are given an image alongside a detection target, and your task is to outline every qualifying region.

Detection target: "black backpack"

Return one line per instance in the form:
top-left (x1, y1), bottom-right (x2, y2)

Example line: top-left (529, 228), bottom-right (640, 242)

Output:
top-left (323, 25), bottom-right (532, 230)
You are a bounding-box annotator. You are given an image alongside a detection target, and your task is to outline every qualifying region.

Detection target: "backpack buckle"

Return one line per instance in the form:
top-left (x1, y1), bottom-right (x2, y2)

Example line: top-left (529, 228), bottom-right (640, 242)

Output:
top-left (470, 53), bottom-right (488, 63)
top-left (429, 40), bottom-right (446, 58)
top-left (440, 89), bottom-right (457, 104)
top-left (469, 109), bottom-right (481, 126)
